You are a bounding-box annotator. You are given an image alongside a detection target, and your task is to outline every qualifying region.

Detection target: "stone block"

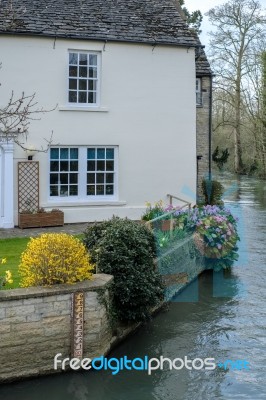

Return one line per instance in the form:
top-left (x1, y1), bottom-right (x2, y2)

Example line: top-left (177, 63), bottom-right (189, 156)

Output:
top-left (11, 321), bottom-right (43, 332)
top-left (26, 313), bottom-right (42, 322)
top-left (85, 292), bottom-right (98, 307)
top-left (42, 295), bottom-right (58, 303)
top-left (0, 324), bottom-right (10, 334)
top-left (0, 307), bottom-right (6, 319)
top-left (0, 335), bottom-right (27, 348)
top-left (6, 305), bottom-right (35, 318)
top-left (23, 297), bottom-right (44, 305)
top-left (42, 315), bottom-right (70, 326)
top-left (34, 302), bottom-right (54, 315)
top-left (85, 319), bottom-right (102, 334)
top-left (56, 294), bottom-right (70, 302)
top-left (0, 300), bottom-right (23, 308)
top-left (5, 315), bottom-right (27, 323)
top-left (53, 300), bottom-right (71, 312)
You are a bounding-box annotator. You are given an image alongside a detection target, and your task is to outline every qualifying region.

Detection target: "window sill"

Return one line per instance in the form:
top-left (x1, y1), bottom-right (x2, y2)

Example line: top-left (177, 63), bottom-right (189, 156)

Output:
top-left (43, 200), bottom-right (126, 208)
top-left (58, 105), bottom-right (109, 112)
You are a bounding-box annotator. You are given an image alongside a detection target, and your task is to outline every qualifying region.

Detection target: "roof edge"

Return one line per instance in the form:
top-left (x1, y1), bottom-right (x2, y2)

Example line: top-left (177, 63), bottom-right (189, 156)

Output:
top-left (0, 31), bottom-right (204, 48)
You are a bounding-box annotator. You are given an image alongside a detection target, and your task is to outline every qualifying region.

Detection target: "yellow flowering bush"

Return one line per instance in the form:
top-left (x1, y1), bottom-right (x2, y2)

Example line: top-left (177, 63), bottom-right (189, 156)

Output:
top-left (0, 258), bottom-right (13, 287)
top-left (19, 233), bottom-right (94, 287)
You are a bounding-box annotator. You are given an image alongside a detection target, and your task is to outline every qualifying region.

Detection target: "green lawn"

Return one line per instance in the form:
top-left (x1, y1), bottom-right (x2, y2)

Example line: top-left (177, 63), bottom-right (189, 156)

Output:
top-left (0, 234), bottom-right (84, 290)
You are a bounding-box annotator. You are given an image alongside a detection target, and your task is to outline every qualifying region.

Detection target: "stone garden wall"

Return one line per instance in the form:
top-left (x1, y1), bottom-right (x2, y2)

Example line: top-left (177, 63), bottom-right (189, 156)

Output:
top-left (0, 242), bottom-right (206, 383)
top-left (0, 274), bottom-right (113, 382)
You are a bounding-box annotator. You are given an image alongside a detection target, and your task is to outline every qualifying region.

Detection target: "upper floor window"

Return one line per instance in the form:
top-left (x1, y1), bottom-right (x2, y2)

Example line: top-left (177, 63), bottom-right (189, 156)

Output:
top-left (196, 78), bottom-right (202, 106)
top-left (68, 52), bottom-right (100, 105)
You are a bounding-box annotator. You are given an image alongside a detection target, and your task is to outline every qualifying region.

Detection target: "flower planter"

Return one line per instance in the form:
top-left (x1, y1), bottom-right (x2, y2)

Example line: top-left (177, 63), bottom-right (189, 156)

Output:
top-left (18, 211), bottom-right (64, 229)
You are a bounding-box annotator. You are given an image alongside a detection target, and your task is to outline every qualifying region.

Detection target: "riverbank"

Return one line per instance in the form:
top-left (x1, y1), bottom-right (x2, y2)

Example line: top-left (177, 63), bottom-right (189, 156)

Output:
top-left (1, 175), bottom-right (265, 399)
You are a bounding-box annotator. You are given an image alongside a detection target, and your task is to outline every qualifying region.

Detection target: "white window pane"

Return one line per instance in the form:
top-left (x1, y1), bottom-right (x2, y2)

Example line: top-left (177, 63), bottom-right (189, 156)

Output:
top-left (69, 53), bottom-right (78, 65)
top-left (89, 54), bottom-right (97, 65)
top-left (79, 53), bottom-right (88, 65)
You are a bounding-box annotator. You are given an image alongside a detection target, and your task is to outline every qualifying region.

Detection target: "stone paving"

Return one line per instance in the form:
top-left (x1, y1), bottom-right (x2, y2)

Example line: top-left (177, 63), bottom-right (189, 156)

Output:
top-left (0, 223), bottom-right (89, 239)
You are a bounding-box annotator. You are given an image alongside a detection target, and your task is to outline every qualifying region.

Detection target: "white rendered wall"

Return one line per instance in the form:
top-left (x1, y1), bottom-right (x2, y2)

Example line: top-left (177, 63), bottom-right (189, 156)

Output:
top-left (0, 36), bottom-right (196, 224)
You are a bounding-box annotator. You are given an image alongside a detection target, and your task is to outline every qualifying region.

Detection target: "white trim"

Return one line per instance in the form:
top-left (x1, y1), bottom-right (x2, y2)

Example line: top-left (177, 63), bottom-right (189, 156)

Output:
top-left (58, 106), bottom-right (108, 112)
top-left (43, 201), bottom-right (127, 207)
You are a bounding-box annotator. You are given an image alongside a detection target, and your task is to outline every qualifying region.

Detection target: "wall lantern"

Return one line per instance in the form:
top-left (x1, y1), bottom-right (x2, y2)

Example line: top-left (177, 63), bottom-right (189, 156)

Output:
top-left (26, 145), bottom-right (37, 161)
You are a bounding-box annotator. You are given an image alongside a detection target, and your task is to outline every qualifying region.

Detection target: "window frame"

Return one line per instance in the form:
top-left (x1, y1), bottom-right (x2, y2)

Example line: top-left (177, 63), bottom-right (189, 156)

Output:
top-left (67, 50), bottom-right (101, 107)
top-left (86, 147), bottom-right (116, 198)
top-left (196, 78), bottom-right (202, 106)
top-left (48, 146), bottom-right (118, 202)
top-left (49, 147), bottom-right (79, 198)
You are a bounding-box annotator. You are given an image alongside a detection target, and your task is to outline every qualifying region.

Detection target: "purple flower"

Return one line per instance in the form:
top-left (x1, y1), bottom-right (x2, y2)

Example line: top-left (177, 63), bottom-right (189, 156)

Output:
top-left (164, 205), bottom-right (174, 212)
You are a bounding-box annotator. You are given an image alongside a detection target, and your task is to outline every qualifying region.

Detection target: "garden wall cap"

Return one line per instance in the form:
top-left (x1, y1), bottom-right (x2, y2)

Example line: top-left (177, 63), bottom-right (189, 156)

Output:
top-left (0, 0), bottom-right (199, 47)
top-left (0, 273), bottom-right (113, 301)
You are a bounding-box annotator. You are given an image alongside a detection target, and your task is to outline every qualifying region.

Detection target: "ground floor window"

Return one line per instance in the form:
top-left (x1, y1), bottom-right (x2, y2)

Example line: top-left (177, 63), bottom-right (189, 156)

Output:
top-left (87, 148), bottom-right (115, 196)
top-left (49, 146), bottom-right (117, 200)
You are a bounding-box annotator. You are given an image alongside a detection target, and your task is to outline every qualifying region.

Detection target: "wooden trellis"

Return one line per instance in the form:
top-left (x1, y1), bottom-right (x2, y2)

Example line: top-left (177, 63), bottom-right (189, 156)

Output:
top-left (18, 161), bottom-right (39, 213)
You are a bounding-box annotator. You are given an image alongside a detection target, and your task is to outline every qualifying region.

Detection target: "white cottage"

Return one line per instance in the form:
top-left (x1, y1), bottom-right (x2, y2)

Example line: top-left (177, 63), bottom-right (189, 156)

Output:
top-left (0, 0), bottom-right (212, 228)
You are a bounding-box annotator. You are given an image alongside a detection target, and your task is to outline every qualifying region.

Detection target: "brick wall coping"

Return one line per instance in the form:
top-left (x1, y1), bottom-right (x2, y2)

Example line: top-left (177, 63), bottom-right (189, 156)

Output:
top-left (0, 274), bottom-right (113, 301)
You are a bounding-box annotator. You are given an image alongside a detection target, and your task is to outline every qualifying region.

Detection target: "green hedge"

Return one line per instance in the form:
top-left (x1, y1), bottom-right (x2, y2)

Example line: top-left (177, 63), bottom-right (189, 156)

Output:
top-left (83, 217), bottom-right (164, 323)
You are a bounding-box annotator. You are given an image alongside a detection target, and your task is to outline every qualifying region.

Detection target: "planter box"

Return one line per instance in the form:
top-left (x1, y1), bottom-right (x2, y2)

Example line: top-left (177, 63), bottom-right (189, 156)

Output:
top-left (18, 211), bottom-right (64, 229)
top-left (161, 220), bottom-right (171, 231)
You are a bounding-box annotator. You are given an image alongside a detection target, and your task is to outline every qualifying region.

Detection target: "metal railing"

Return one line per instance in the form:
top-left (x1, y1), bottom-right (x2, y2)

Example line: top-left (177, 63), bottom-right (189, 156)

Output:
top-left (167, 194), bottom-right (191, 214)
top-left (145, 195), bottom-right (192, 236)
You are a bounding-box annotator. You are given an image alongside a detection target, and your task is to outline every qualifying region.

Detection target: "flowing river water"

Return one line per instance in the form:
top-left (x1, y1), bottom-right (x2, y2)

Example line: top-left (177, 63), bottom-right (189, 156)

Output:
top-left (0, 174), bottom-right (266, 400)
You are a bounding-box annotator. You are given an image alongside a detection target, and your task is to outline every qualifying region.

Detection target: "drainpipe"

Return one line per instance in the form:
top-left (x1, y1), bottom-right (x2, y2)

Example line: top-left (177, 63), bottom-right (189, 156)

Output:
top-left (208, 75), bottom-right (213, 181)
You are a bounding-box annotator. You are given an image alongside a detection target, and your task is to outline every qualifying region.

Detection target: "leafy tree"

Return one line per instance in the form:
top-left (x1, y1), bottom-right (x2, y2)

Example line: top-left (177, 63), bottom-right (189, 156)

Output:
top-left (179, 0), bottom-right (203, 35)
top-left (212, 146), bottom-right (230, 170)
top-left (207, 0), bottom-right (266, 174)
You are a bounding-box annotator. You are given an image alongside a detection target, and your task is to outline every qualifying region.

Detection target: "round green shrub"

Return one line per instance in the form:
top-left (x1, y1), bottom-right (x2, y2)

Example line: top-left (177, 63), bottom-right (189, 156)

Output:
top-left (83, 217), bottom-right (164, 322)
top-left (202, 178), bottom-right (224, 206)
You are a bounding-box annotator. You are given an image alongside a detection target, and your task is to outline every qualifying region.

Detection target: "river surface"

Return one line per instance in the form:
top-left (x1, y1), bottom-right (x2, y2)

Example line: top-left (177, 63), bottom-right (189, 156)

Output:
top-left (0, 174), bottom-right (266, 400)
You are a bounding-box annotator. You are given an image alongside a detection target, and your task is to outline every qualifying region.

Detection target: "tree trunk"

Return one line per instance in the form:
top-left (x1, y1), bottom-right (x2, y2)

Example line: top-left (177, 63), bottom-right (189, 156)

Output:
top-left (234, 87), bottom-right (244, 173)
top-left (262, 52), bottom-right (266, 178)
top-left (234, 37), bottom-right (245, 174)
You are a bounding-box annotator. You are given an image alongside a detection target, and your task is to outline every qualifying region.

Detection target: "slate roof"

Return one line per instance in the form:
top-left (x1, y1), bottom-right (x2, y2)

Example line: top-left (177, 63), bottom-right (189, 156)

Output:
top-left (195, 47), bottom-right (213, 76)
top-left (0, 0), bottom-right (199, 47)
